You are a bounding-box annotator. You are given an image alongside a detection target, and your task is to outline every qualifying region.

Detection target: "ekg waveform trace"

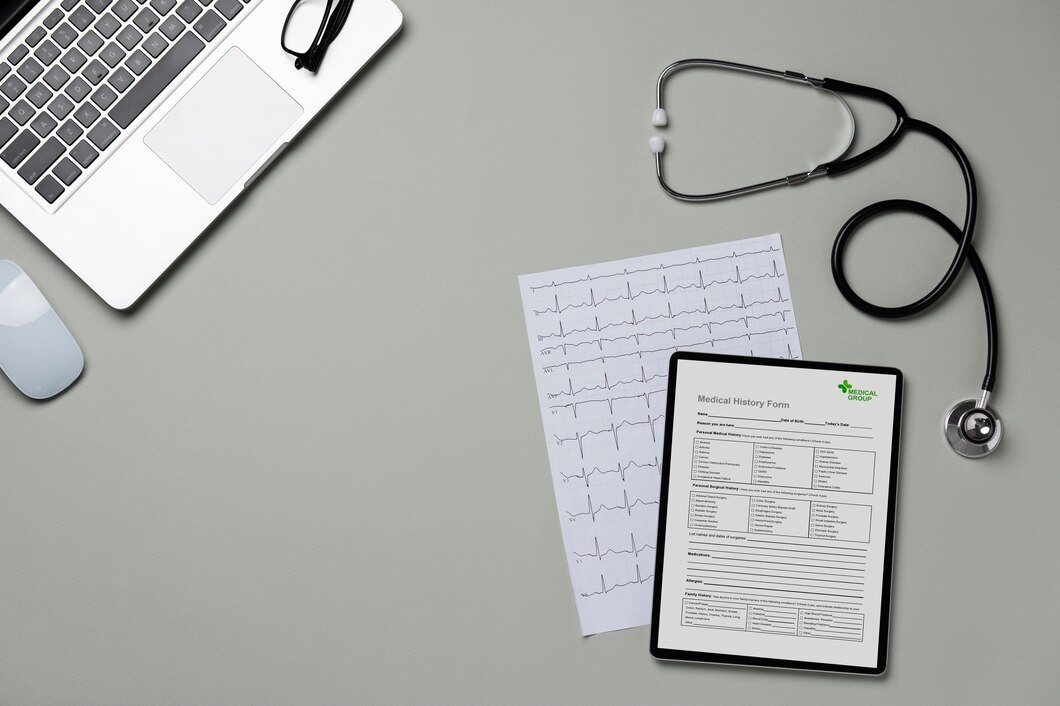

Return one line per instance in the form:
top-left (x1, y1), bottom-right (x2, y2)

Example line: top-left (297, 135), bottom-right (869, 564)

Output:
top-left (573, 532), bottom-right (657, 560)
top-left (519, 235), bottom-right (801, 635)
top-left (527, 245), bottom-right (782, 292)
top-left (579, 564), bottom-right (655, 598)
top-left (560, 458), bottom-right (661, 486)
top-left (530, 260), bottom-right (787, 316)
top-left (535, 289), bottom-right (791, 342)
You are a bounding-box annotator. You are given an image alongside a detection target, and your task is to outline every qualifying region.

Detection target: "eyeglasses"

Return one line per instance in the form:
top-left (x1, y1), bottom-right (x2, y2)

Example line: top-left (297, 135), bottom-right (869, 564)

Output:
top-left (281, 0), bottom-right (355, 73)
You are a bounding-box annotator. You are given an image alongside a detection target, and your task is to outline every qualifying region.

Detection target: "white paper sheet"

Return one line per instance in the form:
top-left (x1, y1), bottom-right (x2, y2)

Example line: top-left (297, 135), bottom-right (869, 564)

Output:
top-left (519, 234), bottom-right (802, 635)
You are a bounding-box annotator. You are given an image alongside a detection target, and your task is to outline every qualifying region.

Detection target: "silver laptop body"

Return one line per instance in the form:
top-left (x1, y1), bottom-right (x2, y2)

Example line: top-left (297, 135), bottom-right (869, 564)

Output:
top-left (0, 0), bottom-right (402, 308)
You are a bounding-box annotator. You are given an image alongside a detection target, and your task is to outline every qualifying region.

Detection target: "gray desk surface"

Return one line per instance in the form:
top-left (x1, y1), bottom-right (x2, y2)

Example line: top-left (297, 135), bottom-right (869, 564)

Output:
top-left (2, 1), bottom-right (1059, 703)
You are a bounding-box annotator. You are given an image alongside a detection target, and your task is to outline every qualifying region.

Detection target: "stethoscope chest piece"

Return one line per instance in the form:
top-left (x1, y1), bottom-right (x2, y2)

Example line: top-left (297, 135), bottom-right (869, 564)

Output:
top-left (944, 399), bottom-right (1003, 458)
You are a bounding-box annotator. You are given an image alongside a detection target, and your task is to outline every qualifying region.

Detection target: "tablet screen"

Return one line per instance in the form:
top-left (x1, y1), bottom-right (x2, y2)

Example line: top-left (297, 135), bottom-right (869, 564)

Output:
top-left (650, 353), bottom-right (902, 674)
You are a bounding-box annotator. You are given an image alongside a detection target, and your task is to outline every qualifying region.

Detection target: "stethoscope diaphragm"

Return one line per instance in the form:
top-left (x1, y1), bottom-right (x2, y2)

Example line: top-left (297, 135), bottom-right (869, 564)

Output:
top-left (944, 398), bottom-right (1003, 458)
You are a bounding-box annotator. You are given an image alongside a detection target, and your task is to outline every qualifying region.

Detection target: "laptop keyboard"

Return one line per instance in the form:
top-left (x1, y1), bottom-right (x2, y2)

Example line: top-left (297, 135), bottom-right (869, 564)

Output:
top-left (0, 0), bottom-right (257, 208)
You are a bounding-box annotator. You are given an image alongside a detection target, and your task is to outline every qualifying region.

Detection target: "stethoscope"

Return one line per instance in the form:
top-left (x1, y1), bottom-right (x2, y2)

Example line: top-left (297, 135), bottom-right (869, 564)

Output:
top-left (649, 59), bottom-right (1001, 458)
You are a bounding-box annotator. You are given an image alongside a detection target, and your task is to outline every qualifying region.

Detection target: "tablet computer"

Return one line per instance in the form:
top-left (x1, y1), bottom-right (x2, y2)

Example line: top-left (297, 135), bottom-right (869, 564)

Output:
top-left (650, 352), bottom-right (902, 674)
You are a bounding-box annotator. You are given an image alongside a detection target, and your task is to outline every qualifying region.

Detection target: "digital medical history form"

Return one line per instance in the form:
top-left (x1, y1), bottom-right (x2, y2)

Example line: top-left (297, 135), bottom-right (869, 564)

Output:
top-left (651, 352), bottom-right (902, 674)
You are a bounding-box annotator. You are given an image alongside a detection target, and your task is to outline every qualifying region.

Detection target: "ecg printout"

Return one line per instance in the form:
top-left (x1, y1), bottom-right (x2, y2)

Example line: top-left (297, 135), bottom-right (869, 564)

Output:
top-left (519, 234), bottom-right (802, 635)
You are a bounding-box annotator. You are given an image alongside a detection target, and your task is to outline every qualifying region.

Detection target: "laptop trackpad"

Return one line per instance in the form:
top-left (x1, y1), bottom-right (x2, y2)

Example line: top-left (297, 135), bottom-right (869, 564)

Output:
top-left (145, 48), bottom-right (303, 204)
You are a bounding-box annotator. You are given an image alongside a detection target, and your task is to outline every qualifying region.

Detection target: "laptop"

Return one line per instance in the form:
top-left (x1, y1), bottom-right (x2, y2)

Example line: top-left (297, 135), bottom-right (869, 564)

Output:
top-left (0, 0), bottom-right (402, 309)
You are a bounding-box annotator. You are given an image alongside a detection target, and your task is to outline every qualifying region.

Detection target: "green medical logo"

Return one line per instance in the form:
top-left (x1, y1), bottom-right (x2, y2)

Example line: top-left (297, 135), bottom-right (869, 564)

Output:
top-left (838, 379), bottom-right (877, 402)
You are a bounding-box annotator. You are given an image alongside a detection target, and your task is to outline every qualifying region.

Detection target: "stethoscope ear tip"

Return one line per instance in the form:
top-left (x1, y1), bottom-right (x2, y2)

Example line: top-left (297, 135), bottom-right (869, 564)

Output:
top-left (944, 398), bottom-right (1003, 458)
top-left (652, 108), bottom-right (668, 127)
top-left (649, 136), bottom-right (666, 154)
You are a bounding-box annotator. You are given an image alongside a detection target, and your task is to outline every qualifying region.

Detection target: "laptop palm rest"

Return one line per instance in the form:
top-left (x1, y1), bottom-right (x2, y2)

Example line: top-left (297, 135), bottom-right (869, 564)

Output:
top-left (144, 48), bottom-right (303, 205)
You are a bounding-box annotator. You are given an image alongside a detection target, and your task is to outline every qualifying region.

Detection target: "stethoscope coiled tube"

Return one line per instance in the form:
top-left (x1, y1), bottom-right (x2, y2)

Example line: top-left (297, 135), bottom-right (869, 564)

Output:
top-left (651, 59), bottom-right (1002, 458)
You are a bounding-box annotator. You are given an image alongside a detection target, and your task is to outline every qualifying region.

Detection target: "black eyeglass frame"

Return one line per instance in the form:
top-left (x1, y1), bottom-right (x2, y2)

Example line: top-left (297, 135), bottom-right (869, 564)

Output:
top-left (281, 0), bottom-right (355, 73)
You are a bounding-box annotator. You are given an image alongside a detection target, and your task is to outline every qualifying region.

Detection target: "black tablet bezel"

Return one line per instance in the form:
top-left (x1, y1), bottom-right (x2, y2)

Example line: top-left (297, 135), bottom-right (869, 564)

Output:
top-left (649, 351), bottom-right (903, 675)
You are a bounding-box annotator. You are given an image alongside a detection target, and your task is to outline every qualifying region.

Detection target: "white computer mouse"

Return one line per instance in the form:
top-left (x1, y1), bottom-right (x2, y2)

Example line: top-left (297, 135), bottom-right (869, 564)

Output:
top-left (0, 260), bottom-right (83, 400)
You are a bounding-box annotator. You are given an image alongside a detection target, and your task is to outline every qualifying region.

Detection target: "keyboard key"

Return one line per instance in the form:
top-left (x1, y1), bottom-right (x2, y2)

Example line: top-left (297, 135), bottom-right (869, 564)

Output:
top-left (7, 46), bottom-right (28, 65)
top-left (0, 64), bottom-right (9, 80)
top-left (0, 75), bottom-right (27, 100)
top-left (117, 25), bottom-right (143, 51)
top-left (159, 16), bottom-right (184, 41)
top-left (53, 157), bottom-right (82, 186)
top-left (83, 59), bottom-right (108, 85)
top-left (0, 130), bottom-right (39, 168)
top-left (151, 0), bottom-right (178, 14)
top-left (95, 13), bottom-right (120, 38)
top-left (0, 117), bottom-right (15, 149)
top-left (18, 58), bottom-right (43, 83)
top-left (18, 137), bottom-right (65, 184)
top-left (71, 139), bottom-right (98, 168)
top-left (215, 0), bottom-right (242, 21)
top-left (143, 33), bottom-right (168, 58)
top-left (86, 0), bottom-right (111, 13)
top-left (74, 102), bottom-right (101, 127)
top-left (108, 66), bottom-right (134, 92)
top-left (48, 94), bottom-right (75, 119)
top-left (52, 23), bottom-right (78, 49)
top-left (43, 9), bottom-right (65, 30)
top-left (34, 40), bottom-right (62, 66)
top-left (125, 50), bottom-right (150, 75)
top-left (91, 84), bottom-right (118, 110)
top-left (111, 32), bottom-right (203, 129)
top-left (9, 100), bottom-right (34, 126)
top-left (61, 48), bottom-right (88, 73)
top-left (87, 117), bottom-right (118, 149)
top-left (177, 1), bottom-right (203, 24)
top-left (35, 174), bottom-right (64, 203)
top-left (15, 95), bottom-right (40, 117)
top-left (26, 83), bottom-right (52, 109)
top-left (134, 8), bottom-right (161, 33)
top-left (193, 9), bottom-right (225, 41)
top-left (78, 31), bottom-right (105, 56)
top-left (62, 0), bottom-right (81, 10)
top-left (113, 0), bottom-right (139, 21)
top-left (26, 27), bottom-right (48, 48)
top-left (70, 6), bottom-right (95, 31)
top-left (56, 120), bottom-right (84, 145)
top-left (44, 66), bottom-right (70, 91)
top-left (100, 43), bottom-right (126, 68)
top-left (31, 112), bottom-right (58, 137)
top-left (66, 76), bottom-right (92, 102)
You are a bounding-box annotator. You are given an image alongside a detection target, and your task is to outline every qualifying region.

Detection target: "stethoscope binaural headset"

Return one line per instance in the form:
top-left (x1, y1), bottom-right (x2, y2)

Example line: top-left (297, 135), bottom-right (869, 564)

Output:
top-left (649, 59), bottom-right (1001, 458)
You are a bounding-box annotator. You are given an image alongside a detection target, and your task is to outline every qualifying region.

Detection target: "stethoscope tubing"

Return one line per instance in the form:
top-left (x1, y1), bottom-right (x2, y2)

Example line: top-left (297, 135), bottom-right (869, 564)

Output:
top-left (829, 117), bottom-right (997, 394)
